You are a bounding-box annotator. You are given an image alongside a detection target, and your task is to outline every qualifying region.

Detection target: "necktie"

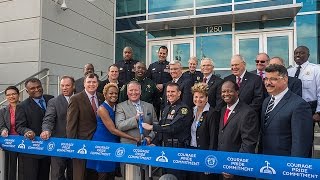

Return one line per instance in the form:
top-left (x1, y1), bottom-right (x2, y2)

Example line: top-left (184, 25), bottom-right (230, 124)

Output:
top-left (38, 99), bottom-right (46, 110)
top-left (264, 96), bottom-right (275, 121)
top-left (223, 108), bottom-right (231, 126)
top-left (237, 77), bottom-right (241, 87)
top-left (294, 65), bottom-right (301, 78)
top-left (202, 77), bottom-right (207, 83)
top-left (134, 103), bottom-right (142, 113)
top-left (259, 71), bottom-right (264, 79)
top-left (91, 96), bottom-right (97, 113)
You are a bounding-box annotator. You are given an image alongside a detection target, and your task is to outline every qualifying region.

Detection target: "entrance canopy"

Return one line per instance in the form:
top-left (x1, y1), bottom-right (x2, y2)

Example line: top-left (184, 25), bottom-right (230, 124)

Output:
top-left (137, 3), bottom-right (302, 31)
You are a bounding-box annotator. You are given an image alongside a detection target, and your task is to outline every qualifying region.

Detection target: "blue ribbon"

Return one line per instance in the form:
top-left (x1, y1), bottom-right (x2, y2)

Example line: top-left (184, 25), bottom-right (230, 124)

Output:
top-left (1, 135), bottom-right (319, 179)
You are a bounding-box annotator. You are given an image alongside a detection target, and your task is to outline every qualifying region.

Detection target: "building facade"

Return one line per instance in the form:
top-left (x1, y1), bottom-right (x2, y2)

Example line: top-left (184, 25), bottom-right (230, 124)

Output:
top-left (115, 0), bottom-right (319, 77)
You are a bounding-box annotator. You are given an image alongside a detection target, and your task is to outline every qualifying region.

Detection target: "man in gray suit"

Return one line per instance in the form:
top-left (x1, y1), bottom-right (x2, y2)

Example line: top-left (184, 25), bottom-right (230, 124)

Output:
top-left (40, 76), bottom-right (75, 180)
top-left (115, 80), bottom-right (157, 179)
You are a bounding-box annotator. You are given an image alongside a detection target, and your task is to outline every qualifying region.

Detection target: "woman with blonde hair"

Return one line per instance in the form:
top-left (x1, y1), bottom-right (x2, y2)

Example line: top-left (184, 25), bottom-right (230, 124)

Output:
top-left (189, 82), bottom-right (220, 180)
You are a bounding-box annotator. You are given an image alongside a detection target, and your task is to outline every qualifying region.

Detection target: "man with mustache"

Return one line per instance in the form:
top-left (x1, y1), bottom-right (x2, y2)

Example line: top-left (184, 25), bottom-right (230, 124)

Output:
top-left (260, 64), bottom-right (313, 157)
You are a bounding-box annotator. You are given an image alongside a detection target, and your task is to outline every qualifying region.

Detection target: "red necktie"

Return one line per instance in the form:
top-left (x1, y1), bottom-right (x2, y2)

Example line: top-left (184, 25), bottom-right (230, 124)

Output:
top-left (259, 71), bottom-right (264, 79)
top-left (223, 108), bottom-right (231, 126)
top-left (91, 96), bottom-right (97, 113)
top-left (237, 77), bottom-right (241, 87)
top-left (203, 77), bottom-right (207, 83)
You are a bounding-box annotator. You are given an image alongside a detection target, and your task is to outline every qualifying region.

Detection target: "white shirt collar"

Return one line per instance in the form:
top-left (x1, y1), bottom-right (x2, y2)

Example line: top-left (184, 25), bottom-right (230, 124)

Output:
top-left (227, 98), bottom-right (240, 113)
top-left (193, 102), bottom-right (210, 115)
top-left (298, 61), bottom-right (310, 69)
top-left (273, 87), bottom-right (289, 102)
top-left (238, 70), bottom-right (246, 79)
top-left (85, 89), bottom-right (97, 99)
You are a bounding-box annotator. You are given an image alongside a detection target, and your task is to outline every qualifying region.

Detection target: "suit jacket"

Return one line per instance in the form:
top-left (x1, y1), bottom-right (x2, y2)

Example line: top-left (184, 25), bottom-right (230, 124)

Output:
top-left (224, 71), bottom-right (264, 113)
top-left (0, 106), bottom-right (11, 133)
top-left (218, 101), bottom-right (259, 153)
top-left (42, 94), bottom-right (69, 137)
top-left (207, 74), bottom-right (224, 110)
top-left (115, 100), bottom-right (157, 144)
top-left (162, 75), bottom-right (194, 109)
top-left (74, 77), bottom-right (85, 93)
top-left (260, 90), bottom-right (313, 157)
top-left (16, 95), bottom-right (54, 136)
top-left (66, 91), bottom-right (104, 140)
top-left (194, 108), bottom-right (220, 150)
top-left (288, 76), bottom-right (302, 97)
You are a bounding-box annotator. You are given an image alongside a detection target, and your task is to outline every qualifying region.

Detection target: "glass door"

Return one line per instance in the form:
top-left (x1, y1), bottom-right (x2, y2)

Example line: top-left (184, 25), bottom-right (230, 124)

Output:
top-left (235, 30), bottom-right (293, 70)
top-left (148, 38), bottom-right (194, 68)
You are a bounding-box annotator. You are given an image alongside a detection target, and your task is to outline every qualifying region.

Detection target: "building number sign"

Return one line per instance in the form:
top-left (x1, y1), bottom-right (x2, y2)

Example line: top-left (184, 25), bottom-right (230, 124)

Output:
top-left (205, 26), bottom-right (223, 33)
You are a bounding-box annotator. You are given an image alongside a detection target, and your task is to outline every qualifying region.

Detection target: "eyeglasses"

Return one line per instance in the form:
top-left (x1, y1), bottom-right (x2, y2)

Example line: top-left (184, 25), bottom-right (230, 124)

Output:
top-left (5, 93), bottom-right (18, 97)
top-left (264, 77), bottom-right (284, 83)
top-left (255, 60), bottom-right (266, 63)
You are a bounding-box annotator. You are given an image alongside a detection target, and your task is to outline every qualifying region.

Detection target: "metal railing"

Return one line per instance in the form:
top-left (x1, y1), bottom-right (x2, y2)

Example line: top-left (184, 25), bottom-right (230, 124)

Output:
top-left (0, 68), bottom-right (50, 107)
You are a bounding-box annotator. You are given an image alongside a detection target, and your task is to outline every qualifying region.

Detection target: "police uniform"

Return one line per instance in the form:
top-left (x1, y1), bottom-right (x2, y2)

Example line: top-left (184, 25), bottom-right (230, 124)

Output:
top-left (146, 60), bottom-right (172, 85)
top-left (181, 70), bottom-right (203, 85)
top-left (288, 61), bottom-right (320, 114)
top-left (118, 77), bottom-right (159, 105)
top-left (97, 79), bottom-right (124, 94)
top-left (153, 100), bottom-right (193, 147)
top-left (152, 100), bottom-right (192, 180)
top-left (115, 59), bottom-right (139, 83)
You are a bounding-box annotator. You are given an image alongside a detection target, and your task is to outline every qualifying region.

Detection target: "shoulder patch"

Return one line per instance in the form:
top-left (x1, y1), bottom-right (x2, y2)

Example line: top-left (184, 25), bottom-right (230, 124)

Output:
top-left (181, 108), bottom-right (188, 115)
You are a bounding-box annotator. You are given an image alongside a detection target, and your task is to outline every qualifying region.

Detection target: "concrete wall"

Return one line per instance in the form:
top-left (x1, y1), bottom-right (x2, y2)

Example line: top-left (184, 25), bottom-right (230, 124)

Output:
top-left (41, 0), bottom-right (115, 96)
top-left (0, 0), bottom-right (41, 88)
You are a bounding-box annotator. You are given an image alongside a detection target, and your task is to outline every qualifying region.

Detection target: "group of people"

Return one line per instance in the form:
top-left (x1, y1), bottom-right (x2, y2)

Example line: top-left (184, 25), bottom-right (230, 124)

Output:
top-left (0, 45), bottom-right (319, 180)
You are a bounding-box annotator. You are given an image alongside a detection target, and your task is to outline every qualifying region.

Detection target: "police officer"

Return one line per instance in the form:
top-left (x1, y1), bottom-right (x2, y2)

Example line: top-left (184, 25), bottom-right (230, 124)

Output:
top-left (288, 46), bottom-right (320, 123)
top-left (142, 82), bottom-right (192, 180)
top-left (182, 56), bottom-right (203, 85)
top-left (97, 64), bottom-right (124, 94)
top-left (119, 62), bottom-right (159, 106)
top-left (115, 46), bottom-right (138, 83)
top-left (147, 46), bottom-right (172, 116)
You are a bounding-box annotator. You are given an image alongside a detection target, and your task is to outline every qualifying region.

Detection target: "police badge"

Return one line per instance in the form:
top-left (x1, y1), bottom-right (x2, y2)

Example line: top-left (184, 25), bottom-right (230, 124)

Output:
top-left (181, 108), bottom-right (188, 115)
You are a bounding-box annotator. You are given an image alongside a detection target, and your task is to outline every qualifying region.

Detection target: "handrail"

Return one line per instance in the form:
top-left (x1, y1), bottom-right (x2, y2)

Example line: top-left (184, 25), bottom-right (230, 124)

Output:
top-left (0, 68), bottom-right (49, 96)
top-left (0, 68), bottom-right (50, 106)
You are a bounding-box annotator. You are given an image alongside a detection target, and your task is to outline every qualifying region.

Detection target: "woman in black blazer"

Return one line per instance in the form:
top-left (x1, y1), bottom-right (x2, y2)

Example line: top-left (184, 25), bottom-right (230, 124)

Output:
top-left (189, 83), bottom-right (220, 180)
top-left (0, 86), bottom-right (20, 180)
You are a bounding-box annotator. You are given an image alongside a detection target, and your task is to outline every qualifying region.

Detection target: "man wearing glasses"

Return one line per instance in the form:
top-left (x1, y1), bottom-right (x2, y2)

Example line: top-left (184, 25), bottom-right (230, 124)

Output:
top-left (260, 64), bottom-right (313, 157)
top-left (251, 53), bottom-right (270, 79)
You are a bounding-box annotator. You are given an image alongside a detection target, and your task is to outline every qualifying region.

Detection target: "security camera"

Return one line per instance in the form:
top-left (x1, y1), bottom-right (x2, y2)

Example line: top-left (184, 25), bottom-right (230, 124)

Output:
top-left (61, 0), bottom-right (68, 11)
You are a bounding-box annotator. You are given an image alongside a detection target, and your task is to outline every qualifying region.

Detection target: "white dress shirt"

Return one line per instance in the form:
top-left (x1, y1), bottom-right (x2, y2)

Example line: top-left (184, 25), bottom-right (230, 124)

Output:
top-left (288, 61), bottom-right (320, 112)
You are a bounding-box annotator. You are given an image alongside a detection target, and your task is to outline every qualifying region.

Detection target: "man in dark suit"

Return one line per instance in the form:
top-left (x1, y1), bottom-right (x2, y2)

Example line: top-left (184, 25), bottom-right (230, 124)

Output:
top-left (224, 54), bottom-right (264, 113)
top-left (250, 53), bottom-right (269, 79)
top-left (260, 64), bottom-right (313, 157)
top-left (218, 80), bottom-right (259, 179)
top-left (40, 76), bottom-right (75, 180)
top-left (74, 63), bottom-right (95, 93)
top-left (200, 57), bottom-right (224, 110)
top-left (15, 78), bottom-right (54, 180)
top-left (66, 73), bottom-right (104, 180)
top-left (269, 57), bottom-right (302, 96)
top-left (162, 60), bottom-right (193, 109)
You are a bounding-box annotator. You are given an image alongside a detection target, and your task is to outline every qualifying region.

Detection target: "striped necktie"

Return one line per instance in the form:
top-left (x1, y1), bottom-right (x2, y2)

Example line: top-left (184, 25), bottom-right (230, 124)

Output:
top-left (264, 96), bottom-right (275, 122)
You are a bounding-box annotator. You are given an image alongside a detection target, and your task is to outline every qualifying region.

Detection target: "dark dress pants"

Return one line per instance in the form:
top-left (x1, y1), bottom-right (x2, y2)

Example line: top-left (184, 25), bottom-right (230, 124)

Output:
top-left (4, 151), bottom-right (18, 180)
top-left (18, 154), bottom-right (50, 180)
top-left (51, 156), bottom-right (73, 180)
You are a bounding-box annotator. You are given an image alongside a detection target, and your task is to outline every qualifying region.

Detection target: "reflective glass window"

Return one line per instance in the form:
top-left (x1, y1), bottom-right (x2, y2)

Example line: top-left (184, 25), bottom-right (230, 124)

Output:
top-left (116, 16), bottom-right (146, 31)
top-left (196, 5), bottom-right (232, 14)
top-left (196, 35), bottom-right (232, 68)
top-left (148, 0), bottom-right (193, 13)
top-left (297, 0), bottom-right (320, 12)
top-left (196, 0), bottom-right (231, 7)
top-left (296, 14), bottom-right (319, 64)
top-left (235, 19), bottom-right (293, 31)
top-left (235, 0), bottom-right (293, 10)
top-left (116, 0), bottom-right (146, 17)
top-left (115, 31), bottom-right (146, 63)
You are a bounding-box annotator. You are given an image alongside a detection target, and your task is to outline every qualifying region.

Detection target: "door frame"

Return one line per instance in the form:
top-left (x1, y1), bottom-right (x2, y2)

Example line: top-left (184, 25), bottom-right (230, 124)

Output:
top-left (147, 38), bottom-right (194, 67)
top-left (235, 30), bottom-right (294, 65)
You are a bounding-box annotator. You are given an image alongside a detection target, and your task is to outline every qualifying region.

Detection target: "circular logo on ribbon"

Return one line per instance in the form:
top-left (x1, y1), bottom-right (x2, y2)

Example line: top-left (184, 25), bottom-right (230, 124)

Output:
top-left (47, 142), bottom-right (55, 151)
top-left (115, 147), bottom-right (125, 157)
top-left (205, 155), bottom-right (218, 168)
